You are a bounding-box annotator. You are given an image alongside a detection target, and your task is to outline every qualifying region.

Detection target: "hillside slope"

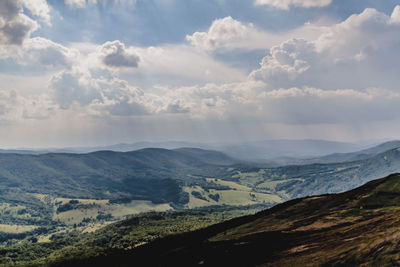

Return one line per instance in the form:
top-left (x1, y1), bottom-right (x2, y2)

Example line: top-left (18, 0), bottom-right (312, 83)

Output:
top-left (71, 173), bottom-right (400, 266)
top-left (0, 148), bottom-right (237, 205)
top-left (293, 140), bottom-right (400, 165)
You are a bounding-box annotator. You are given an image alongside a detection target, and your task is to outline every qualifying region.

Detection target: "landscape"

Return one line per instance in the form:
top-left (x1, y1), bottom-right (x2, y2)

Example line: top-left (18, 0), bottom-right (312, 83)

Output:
top-left (2, 0), bottom-right (400, 266)
top-left (1, 140), bottom-right (400, 266)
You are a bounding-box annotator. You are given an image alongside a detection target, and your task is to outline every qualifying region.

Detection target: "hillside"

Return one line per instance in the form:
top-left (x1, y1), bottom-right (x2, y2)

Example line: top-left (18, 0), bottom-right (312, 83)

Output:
top-left (290, 140), bottom-right (400, 165)
top-left (0, 148), bottom-right (237, 204)
top-left (69, 173), bottom-right (400, 266)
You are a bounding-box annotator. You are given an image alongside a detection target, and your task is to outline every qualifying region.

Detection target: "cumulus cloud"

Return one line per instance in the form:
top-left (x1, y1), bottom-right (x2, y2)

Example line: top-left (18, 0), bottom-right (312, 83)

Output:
top-left (0, 0), bottom-right (38, 49)
top-left (98, 40), bottom-right (140, 68)
top-left (187, 16), bottom-right (254, 51)
top-left (49, 68), bottom-right (155, 116)
top-left (186, 16), bottom-right (331, 52)
top-left (250, 7), bottom-right (400, 91)
top-left (0, 0), bottom-right (54, 60)
top-left (0, 0), bottom-right (51, 50)
top-left (19, 37), bottom-right (79, 68)
top-left (254, 0), bottom-right (332, 10)
top-left (21, 0), bottom-right (51, 25)
top-left (391, 5), bottom-right (400, 23)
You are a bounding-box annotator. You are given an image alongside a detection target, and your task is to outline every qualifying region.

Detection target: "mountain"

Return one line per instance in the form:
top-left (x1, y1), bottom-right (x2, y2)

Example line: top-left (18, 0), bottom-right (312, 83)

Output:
top-left (290, 140), bottom-right (400, 165)
top-left (2, 145), bottom-right (400, 255)
top-left (0, 139), bottom-right (366, 161)
top-left (66, 173), bottom-right (400, 266)
top-left (0, 148), bottom-right (238, 205)
top-left (2, 146), bottom-right (400, 228)
top-left (214, 139), bottom-right (365, 161)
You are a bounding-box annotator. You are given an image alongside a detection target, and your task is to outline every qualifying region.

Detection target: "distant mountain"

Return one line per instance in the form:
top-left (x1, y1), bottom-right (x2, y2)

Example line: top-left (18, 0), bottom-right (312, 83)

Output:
top-left (0, 149), bottom-right (41, 154)
top-left (214, 139), bottom-right (365, 161)
top-left (288, 140), bottom-right (400, 165)
top-left (0, 139), bottom-right (367, 161)
top-left (0, 148), bottom-right (238, 206)
top-left (72, 173), bottom-right (400, 267)
top-left (2, 145), bottom-right (400, 213)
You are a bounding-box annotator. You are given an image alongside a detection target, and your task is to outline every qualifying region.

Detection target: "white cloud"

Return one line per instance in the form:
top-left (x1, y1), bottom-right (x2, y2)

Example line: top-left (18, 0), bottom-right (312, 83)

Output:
top-left (391, 5), bottom-right (400, 24)
top-left (187, 16), bottom-right (254, 51)
top-left (187, 16), bottom-right (332, 52)
top-left (49, 68), bottom-right (158, 116)
top-left (254, 0), bottom-right (332, 10)
top-left (65, 0), bottom-right (93, 8)
top-left (64, 0), bottom-right (135, 8)
top-left (0, 0), bottom-right (38, 52)
top-left (0, 0), bottom-right (54, 60)
top-left (98, 40), bottom-right (140, 68)
top-left (21, 0), bottom-right (51, 25)
top-left (19, 37), bottom-right (79, 68)
top-left (250, 7), bottom-right (400, 91)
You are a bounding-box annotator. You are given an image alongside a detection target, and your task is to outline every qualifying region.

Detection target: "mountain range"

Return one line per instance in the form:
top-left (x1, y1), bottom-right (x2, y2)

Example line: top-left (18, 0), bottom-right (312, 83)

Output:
top-left (0, 139), bottom-right (374, 161)
top-left (2, 141), bottom-right (400, 265)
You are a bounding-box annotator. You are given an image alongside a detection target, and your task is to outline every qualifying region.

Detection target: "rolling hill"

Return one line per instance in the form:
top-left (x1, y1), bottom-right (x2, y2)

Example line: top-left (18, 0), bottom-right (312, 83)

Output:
top-left (0, 148), bottom-right (237, 205)
top-left (2, 145), bottom-right (400, 229)
top-left (65, 173), bottom-right (400, 266)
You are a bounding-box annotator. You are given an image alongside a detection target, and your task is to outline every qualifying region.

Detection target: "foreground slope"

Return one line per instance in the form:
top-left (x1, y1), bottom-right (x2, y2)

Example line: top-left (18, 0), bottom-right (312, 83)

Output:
top-left (70, 173), bottom-right (400, 266)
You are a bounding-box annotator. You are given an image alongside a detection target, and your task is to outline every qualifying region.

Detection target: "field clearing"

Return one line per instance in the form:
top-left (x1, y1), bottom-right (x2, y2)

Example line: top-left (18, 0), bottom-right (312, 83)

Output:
top-left (183, 184), bottom-right (282, 208)
top-left (232, 170), bottom-right (267, 187)
top-left (54, 197), bottom-right (109, 205)
top-left (0, 224), bottom-right (38, 233)
top-left (183, 186), bottom-right (216, 208)
top-left (208, 189), bottom-right (282, 206)
top-left (206, 178), bottom-right (252, 191)
top-left (53, 199), bottom-right (172, 225)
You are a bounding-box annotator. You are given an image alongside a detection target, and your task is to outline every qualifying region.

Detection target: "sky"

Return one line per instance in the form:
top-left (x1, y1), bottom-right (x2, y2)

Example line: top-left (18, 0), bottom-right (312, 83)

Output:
top-left (1, 0), bottom-right (400, 148)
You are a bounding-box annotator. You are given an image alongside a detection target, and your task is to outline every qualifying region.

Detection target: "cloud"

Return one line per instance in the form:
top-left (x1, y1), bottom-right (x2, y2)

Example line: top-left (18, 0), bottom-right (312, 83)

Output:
top-left (65, 0), bottom-right (94, 8)
top-left (64, 0), bottom-right (135, 8)
top-left (186, 16), bottom-right (331, 52)
top-left (0, 88), bottom-right (55, 122)
top-left (0, 0), bottom-right (38, 49)
top-left (0, 0), bottom-right (53, 59)
top-left (250, 7), bottom-right (400, 91)
top-left (19, 37), bottom-right (79, 68)
top-left (49, 68), bottom-right (156, 116)
top-left (254, 0), bottom-right (332, 10)
top-left (118, 44), bottom-right (247, 86)
top-left (391, 5), bottom-right (400, 24)
top-left (21, 0), bottom-right (51, 25)
top-left (187, 16), bottom-right (255, 51)
top-left (5, 5), bottom-right (400, 145)
top-left (98, 40), bottom-right (140, 68)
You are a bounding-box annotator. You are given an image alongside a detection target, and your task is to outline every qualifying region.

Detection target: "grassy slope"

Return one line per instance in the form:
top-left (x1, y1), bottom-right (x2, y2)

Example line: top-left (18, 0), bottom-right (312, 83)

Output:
top-left (0, 206), bottom-right (261, 266)
top-left (68, 173), bottom-right (400, 267)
